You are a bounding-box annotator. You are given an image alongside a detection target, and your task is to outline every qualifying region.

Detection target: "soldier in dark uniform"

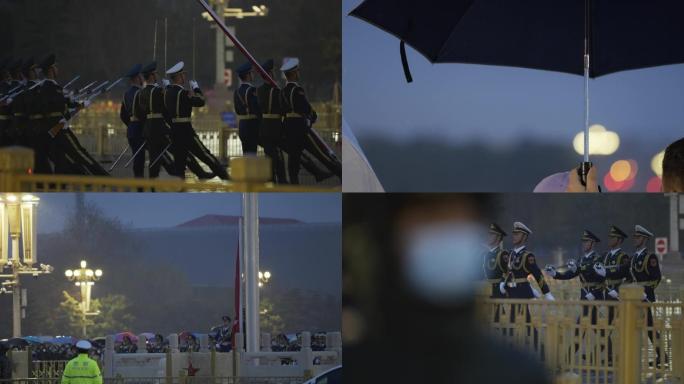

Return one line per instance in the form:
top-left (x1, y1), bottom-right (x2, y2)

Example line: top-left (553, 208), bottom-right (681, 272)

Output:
top-left (256, 59), bottom-right (286, 183)
top-left (501, 222), bottom-right (554, 300)
top-left (280, 58), bottom-right (318, 184)
top-left (234, 62), bottom-right (261, 155)
top-left (136, 61), bottom-right (172, 179)
top-left (0, 58), bottom-right (21, 146)
top-left (9, 58), bottom-right (40, 147)
top-left (164, 61), bottom-right (228, 180)
top-left (483, 223), bottom-right (508, 298)
top-left (120, 64), bottom-right (146, 178)
top-left (628, 225), bottom-right (664, 366)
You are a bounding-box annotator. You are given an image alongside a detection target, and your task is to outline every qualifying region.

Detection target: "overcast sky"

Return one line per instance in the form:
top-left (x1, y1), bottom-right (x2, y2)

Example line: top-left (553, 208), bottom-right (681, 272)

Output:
top-left (36, 193), bottom-right (340, 234)
top-left (343, 0), bottom-right (684, 149)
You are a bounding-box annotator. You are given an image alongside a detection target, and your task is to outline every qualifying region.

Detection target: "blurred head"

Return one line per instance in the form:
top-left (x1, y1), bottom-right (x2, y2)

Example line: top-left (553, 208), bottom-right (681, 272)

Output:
top-left (632, 233), bottom-right (648, 249)
top-left (487, 232), bottom-right (502, 247)
top-left (222, 315), bottom-right (231, 324)
top-left (581, 239), bottom-right (594, 253)
top-left (284, 69), bottom-right (299, 82)
top-left (239, 70), bottom-right (253, 83)
top-left (171, 72), bottom-right (186, 85)
top-left (46, 64), bottom-right (58, 79)
top-left (512, 231), bottom-right (527, 246)
top-left (131, 74), bottom-right (143, 86)
top-left (608, 236), bottom-right (622, 249)
top-left (662, 138), bottom-right (684, 192)
top-left (144, 71), bottom-right (158, 84)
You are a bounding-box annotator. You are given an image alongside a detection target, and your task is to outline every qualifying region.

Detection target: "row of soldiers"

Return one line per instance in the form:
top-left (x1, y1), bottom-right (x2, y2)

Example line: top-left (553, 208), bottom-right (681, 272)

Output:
top-left (0, 55), bottom-right (110, 175)
top-left (234, 58), bottom-right (341, 184)
top-left (483, 222), bottom-right (665, 364)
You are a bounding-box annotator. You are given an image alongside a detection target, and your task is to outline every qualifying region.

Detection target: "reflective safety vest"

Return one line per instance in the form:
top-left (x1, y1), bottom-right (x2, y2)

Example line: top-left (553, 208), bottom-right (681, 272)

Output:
top-left (61, 353), bottom-right (102, 384)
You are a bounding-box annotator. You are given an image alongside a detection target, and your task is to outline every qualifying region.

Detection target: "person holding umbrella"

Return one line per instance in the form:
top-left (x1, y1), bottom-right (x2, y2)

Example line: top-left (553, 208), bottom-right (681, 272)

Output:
top-left (60, 340), bottom-right (102, 384)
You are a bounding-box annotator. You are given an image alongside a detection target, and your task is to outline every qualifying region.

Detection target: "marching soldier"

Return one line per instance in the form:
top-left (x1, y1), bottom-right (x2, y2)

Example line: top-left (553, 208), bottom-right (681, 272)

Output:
top-left (0, 58), bottom-right (19, 146)
top-left (9, 58), bottom-right (40, 147)
top-left (136, 61), bottom-right (171, 179)
top-left (546, 230), bottom-right (605, 302)
top-left (501, 222), bottom-right (554, 300)
top-left (593, 225), bottom-right (631, 302)
top-left (256, 59), bottom-right (287, 183)
top-left (628, 225), bottom-right (664, 365)
top-left (164, 61), bottom-right (228, 180)
top-left (280, 58), bottom-right (317, 184)
top-left (234, 62), bottom-right (261, 155)
top-left (483, 223), bottom-right (508, 298)
top-left (120, 64), bottom-right (146, 178)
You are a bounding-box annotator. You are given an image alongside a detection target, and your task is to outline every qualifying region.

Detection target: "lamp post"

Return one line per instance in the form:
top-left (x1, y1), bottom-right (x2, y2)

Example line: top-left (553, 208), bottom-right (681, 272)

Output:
top-left (202, 1), bottom-right (269, 87)
top-left (65, 260), bottom-right (103, 337)
top-left (0, 194), bottom-right (53, 338)
top-left (257, 270), bottom-right (271, 288)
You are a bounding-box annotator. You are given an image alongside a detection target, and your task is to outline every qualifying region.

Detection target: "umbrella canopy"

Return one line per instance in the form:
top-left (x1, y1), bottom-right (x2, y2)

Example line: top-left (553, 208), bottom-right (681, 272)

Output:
top-left (115, 332), bottom-right (139, 343)
top-left (139, 332), bottom-right (155, 340)
top-left (350, 0), bottom-right (684, 78)
top-left (6, 338), bottom-right (29, 348)
top-left (342, 118), bottom-right (385, 193)
top-left (52, 336), bottom-right (78, 345)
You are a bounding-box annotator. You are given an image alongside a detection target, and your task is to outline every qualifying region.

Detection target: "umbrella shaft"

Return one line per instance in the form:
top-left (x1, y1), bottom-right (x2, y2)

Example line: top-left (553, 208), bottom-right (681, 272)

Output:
top-left (584, 54), bottom-right (590, 163)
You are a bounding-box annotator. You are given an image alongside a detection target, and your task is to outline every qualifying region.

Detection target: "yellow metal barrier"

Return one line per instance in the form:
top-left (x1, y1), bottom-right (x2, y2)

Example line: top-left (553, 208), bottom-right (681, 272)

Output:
top-left (477, 284), bottom-right (684, 384)
top-left (0, 147), bottom-right (338, 193)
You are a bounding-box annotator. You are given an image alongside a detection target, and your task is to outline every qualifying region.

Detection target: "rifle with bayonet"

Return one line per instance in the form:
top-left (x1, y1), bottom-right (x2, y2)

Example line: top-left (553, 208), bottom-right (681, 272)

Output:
top-left (0, 80), bottom-right (46, 104)
top-left (48, 77), bottom-right (123, 137)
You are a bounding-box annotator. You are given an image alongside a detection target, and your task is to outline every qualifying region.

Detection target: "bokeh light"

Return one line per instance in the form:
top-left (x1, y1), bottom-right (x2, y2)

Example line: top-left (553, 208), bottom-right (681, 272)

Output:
top-left (604, 160), bottom-right (638, 192)
top-left (651, 150), bottom-right (665, 177)
top-left (610, 160), bottom-right (631, 182)
top-left (573, 124), bottom-right (620, 156)
top-left (647, 176), bottom-right (662, 193)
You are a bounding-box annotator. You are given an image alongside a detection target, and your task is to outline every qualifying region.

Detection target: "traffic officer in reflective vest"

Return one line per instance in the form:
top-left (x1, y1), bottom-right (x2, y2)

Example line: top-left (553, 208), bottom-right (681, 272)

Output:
top-left (136, 61), bottom-right (170, 179)
top-left (234, 62), bottom-right (261, 155)
top-left (628, 224), bottom-right (665, 365)
top-left (60, 340), bottom-right (102, 384)
top-left (281, 58), bottom-right (316, 185)
top-left (120, 64), bottom-right (145, 178)
top-left (593, 225), bottom-right (631, 302)
top-left (501, 222), bottom-right (554, 300)
top-left (483, 223), bottom-right (508, 298)
top-left (256, 59), bottom-right (287, 183)
top-left (165, 61), bottom-right (228, 180)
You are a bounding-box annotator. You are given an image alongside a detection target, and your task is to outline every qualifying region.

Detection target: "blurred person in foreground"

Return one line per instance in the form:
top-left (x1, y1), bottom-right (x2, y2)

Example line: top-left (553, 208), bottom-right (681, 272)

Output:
top-left (343, 194), bottom-right (551, 384)
top-left (662, 137), bottom-right (684, 192)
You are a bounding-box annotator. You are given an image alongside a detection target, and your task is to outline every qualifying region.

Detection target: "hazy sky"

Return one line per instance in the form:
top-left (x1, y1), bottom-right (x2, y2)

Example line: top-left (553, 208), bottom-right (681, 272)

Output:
top-left (343, 0), bottom-right (684, 149)
top-left (36, 193), bottom-right (340, 234)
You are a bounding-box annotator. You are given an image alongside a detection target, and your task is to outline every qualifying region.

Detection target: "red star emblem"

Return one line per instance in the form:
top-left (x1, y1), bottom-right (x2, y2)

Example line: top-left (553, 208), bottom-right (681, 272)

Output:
top-left (185, 362), bottom-right (200, 376)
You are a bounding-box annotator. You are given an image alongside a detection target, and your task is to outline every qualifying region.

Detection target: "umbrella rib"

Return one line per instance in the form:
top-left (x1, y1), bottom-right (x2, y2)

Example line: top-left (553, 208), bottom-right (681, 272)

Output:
top-left (434, 0), bottom-right (481, 61)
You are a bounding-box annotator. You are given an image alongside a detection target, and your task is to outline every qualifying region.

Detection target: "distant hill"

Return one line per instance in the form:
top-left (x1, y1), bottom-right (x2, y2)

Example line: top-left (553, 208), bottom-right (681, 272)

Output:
top-left (176, 214), bottom-right (302, 227)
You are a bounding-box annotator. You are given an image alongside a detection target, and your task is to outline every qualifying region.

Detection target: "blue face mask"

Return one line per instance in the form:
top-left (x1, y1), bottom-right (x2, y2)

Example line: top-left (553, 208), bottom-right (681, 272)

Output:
top-left (402, 223), bottom-right (485, 305)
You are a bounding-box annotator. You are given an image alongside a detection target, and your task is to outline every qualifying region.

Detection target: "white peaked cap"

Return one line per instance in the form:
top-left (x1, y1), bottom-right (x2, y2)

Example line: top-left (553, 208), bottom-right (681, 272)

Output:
top-left (513, 221), bottom-right (532, 235)
top-left (166, 61), bottom-right (185, 76)
top-left (280, 58), bottom-right (299, 72)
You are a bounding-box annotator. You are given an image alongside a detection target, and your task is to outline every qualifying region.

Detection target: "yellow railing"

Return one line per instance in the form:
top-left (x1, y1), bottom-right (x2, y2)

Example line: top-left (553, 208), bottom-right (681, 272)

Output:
top-left (476, 284), bottom-right (684, 384)
top-left (0, 147), bottom-right (338, 193)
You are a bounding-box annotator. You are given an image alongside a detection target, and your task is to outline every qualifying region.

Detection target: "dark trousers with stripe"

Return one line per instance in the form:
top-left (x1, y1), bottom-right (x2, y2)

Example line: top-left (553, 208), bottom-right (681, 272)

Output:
top-left (144, 119), bottom-right (170, 179)
top-left (239, 119), bottom-right (260, 155)
top-left (283, 117), bottom-right (308, 184)
top-left (171, 124), bottom-right (228, 180)
top-left (127, 135), bottom-right (146, 178)
top-left (59, 129), bottom-right (109, 176)
top-left (260, 118), bottom-right (287, 183)
top-left (28, 123), bottom-right (53, 174)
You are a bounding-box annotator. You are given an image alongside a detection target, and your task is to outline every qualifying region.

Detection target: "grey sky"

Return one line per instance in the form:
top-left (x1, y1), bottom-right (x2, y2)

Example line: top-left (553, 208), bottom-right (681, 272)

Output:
top-left (36, 193), bottom-right (340, 234)
top-left (343, 0), bottom-right (684, 149)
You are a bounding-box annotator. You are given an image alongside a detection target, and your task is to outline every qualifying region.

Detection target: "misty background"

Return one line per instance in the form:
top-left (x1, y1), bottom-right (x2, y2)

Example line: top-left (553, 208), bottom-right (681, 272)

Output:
top-left (0, 193), bottom-right (341, 338)
top-left (343, 0), bottom-right (684, 191)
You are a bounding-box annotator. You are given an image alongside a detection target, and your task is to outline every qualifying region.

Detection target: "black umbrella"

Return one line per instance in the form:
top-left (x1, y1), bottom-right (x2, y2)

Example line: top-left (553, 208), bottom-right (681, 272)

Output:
top-left (6, 337), bottom-right (29, 348)
top-left (350, 0), bottom-right (684, 185)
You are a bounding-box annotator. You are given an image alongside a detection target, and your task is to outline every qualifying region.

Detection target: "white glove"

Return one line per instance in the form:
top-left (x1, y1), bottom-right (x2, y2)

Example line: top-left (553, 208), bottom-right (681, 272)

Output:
top-left (585, 292), bottom-right (595, 301)
top-left (544, 292), bottom-right (555, 301)
top-left (545, 265), bottom-right (557, 277)
top-left (567, 260), bottom-right (578, 273)
top-left (594, 264), bottom-right (606, 277)
top-left (643, 293), bottom-right (648, 302)
top-left (607, 289), bottom-right (619, 299)
top-left (82, 100), bottom-right (91, 108)
top-left (4, 98), bottom-right (12, 105)
top-left (531, 287), bottom-right (542, 298)
top-left (162, 79), bottom-right (170, 87)
top-left (499, 282), bottom-right (506, 295)
top-left (189, 80), bottom-right (199, 90)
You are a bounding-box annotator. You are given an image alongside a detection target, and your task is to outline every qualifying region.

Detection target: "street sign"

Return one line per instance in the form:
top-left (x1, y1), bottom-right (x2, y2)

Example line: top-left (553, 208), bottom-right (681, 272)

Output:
top-left (655, 237), bottom-right (668, 256)
top-left (221, 111), bottom-right (237, 128)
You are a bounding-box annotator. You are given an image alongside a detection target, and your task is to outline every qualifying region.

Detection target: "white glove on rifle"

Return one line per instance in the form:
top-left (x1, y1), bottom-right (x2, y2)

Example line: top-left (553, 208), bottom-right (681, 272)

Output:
top-left (643, 293), bottom-right (648, 302)
top-left (594, 263), bottom-right (606, 277)
top-left (162, 79), bottom-right (170, 87)
top-left (499, 282), bottom-right (506, 295)
top-left (567, 260), bottom-right (578, 273)
top-left (82, 100), bottom-right (91, 108)
top-left (544, 265), bottom-right (556, 277)
top-left (189, 80), bottom-right (199, 90)
top-left (607, 289), bottom-right (619, 299)
top-left (531, 287), bottom-right (542, 298)
top-left (585, 292), bottom-right (595, 301)
top-left (544, 292), bottom-right (555, 301)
